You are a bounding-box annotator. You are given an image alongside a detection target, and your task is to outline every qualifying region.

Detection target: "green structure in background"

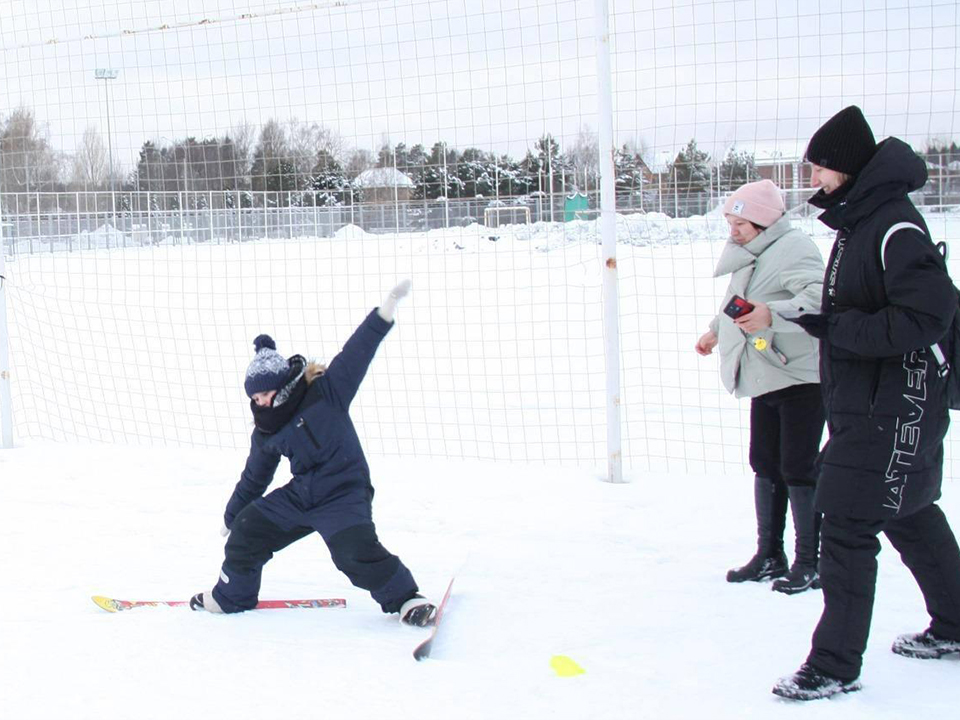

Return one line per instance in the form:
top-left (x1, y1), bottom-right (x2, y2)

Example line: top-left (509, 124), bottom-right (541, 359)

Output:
top-left (563, 192), bottom-right (590, 221)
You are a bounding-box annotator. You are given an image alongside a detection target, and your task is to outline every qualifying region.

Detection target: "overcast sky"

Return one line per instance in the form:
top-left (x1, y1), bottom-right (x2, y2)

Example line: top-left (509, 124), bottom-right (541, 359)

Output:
top-left (0, 0), bottom-right (957, 171)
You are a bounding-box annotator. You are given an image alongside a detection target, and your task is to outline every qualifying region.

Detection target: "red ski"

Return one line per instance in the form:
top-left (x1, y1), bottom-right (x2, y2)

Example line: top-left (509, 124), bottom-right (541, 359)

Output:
top-left (92, 595), bottom-right (346, 612)
top-left (413, 578), bottom-right (455, 661)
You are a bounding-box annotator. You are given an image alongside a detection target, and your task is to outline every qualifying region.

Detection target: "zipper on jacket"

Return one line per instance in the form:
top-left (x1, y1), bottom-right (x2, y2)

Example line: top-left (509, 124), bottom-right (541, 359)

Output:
top-left (297, 417), bottom-right (321, 449)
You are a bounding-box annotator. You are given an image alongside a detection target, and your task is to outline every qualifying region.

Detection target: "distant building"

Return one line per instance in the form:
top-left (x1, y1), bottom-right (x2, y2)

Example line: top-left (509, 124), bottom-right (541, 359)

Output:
top-left (647, 148), bottom-right (680, 187)
top-left (354, 168), bottom-right (415, 203)
top-left (754, 155), bottom-right (813, 211)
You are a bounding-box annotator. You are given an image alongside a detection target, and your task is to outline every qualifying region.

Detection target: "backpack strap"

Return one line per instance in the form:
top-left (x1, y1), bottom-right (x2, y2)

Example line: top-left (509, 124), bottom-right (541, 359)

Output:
top-left (931, 341), bottom-right (950, 377)
top-left (880, 222), bottom-right (950, 376)
top-left (880, 222), bottom-right (924, 271)
top-left (937, 240), bottom-right (949, 262)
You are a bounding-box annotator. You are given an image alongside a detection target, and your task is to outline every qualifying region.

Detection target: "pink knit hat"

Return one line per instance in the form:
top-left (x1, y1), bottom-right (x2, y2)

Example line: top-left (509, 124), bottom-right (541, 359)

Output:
top-left (722, 179), bottom-right (785, 228)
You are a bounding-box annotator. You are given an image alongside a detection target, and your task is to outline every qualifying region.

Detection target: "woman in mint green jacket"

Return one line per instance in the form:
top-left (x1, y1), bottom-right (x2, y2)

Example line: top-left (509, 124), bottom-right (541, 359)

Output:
top-left (696, 179), bottom-right (826, 594)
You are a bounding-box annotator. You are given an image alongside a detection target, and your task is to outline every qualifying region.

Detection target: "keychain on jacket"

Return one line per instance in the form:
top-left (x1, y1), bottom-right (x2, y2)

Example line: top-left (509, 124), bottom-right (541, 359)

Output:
top-left (752, 336), bottom-right (788, 364)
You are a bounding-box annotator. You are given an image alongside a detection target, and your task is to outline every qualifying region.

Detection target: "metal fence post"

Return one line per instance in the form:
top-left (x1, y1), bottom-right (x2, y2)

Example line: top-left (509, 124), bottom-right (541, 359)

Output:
top-left (36, 192), bottom-right (42, 252)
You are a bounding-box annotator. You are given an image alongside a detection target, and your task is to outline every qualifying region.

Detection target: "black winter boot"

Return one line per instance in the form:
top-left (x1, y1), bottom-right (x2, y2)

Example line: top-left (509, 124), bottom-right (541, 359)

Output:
top-left (189, 591), bottom-right (224, 613)
top-left (773, 485), bottom-right (821, 595)
top-left (399, 594), bottom-right (437, 627)
top-left (772, 663), bottom-right (861, 701)
top-left (891, 629), bottom-right (960, 659)
top-left (727, 476), bottom-right (788, 583)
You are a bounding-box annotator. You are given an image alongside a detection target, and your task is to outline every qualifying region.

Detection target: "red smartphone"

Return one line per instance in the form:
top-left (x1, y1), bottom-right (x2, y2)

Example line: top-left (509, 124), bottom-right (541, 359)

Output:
top-left (723, 295), bottom-right (755, 319)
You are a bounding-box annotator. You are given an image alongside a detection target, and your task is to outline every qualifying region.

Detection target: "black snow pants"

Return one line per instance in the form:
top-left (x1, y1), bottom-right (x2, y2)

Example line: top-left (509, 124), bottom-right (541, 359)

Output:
top-left (211, 503), bottom-right (418, 614)
top-left (749, 383), bottom-right (825, 488)
top-left (807, 502), bottom-right (960, 679)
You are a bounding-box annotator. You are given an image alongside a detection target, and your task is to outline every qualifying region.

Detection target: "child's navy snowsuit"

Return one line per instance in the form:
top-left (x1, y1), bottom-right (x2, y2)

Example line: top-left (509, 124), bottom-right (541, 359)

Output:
top-left (212, 310), bottom-right (418, 613)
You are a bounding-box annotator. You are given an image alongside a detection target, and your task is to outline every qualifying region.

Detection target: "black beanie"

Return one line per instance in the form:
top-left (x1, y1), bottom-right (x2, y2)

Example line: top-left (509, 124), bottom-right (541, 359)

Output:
top-left (805, 105), bottom-right (877, 175)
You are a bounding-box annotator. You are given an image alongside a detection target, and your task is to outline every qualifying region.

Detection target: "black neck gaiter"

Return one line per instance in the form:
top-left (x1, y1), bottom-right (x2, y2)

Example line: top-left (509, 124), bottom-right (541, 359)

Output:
top-left (250, 358), bottom-right (308, 434)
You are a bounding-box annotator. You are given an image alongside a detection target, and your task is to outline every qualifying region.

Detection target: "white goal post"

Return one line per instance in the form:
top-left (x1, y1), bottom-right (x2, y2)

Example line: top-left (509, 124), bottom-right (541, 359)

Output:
top-left (482, 205), bottom-right (532, 228)
top-left (0, 243), bottom-right (11, 449)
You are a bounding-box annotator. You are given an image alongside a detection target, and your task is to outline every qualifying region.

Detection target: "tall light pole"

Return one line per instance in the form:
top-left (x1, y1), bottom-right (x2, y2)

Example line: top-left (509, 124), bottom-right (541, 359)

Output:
top-left (95, 68), bottom-right (119, 221)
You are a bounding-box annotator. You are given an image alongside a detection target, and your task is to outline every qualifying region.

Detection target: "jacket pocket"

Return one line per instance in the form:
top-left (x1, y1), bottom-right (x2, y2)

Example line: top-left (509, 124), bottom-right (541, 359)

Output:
top-left (770, 342), bottom-right (788, 366)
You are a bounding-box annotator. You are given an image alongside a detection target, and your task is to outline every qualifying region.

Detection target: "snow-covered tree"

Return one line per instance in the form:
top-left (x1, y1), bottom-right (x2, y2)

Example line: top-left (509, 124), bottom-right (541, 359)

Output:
top-left (310, 149), bottom-right (350, 206)
top-left (716, 147), bottom-right (760, 193)
top-left (614, 143), bottom-right (656, 210)
top-left (418, 142), bottom-right (462, 199)
top-left (493, 155), bottom-right (534, 197)
top-left (667, 139), bottom-right (711, 216)
top-left (524, 134), bottom-right (564, 193)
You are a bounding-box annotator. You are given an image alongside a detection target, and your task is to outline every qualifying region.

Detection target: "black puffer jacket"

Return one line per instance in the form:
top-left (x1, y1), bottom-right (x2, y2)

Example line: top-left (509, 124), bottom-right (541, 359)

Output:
top-left (813, 138), bottom-right (956, 520)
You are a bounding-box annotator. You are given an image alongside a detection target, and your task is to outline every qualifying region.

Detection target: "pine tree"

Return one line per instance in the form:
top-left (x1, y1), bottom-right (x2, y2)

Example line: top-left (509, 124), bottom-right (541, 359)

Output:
top-left (667, 139), bottom-right (711, 217)
top-left (310, 149), bottom-right (349, 206)
top-left (614, 144), bottom-right (648, 196)
top-left (717, 148), bottom-right (760, 193)
top-left (134, 141), bottom-right (164, 195)
top-left (455, 147), bottom-right (495, 197)
top-left (495, 155), bottom-right (534, 197)
top-left (420, 142), bottom-right (462, 199)
top-left (531, 134), bottom-right (563, 192)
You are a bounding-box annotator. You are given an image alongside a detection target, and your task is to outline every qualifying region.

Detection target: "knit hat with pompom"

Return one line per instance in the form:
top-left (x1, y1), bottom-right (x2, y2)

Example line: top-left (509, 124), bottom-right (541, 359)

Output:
top-left (244, 334), bottom-right (290, 397)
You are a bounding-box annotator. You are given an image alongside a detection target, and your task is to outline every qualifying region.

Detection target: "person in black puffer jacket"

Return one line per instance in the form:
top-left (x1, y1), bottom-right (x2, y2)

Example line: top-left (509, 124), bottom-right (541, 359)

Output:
top-left (191, 280), bottom-right (437, 628)
top-left (773, 106), bottom-right (960, 701)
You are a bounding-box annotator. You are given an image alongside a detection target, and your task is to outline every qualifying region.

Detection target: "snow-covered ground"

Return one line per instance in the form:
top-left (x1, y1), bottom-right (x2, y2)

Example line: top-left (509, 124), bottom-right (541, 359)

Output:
top-left (2, 209), bottom-right (960, 717)
top-left (1, 443), bottom-right (958, 719)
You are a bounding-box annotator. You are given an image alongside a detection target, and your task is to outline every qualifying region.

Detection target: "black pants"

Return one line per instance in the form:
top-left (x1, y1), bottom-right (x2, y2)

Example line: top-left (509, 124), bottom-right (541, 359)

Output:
top-left (212, 503), bottom-right (418, 614)
top-left (749, 383), bottom-right (825, 488)
top-left (808, 503), bottom-right (960, 679)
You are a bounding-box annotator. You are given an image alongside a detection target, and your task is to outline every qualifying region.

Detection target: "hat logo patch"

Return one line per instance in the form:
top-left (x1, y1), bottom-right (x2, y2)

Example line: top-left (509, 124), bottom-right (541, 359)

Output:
top-left (732, 200), bottom-right (745, 215)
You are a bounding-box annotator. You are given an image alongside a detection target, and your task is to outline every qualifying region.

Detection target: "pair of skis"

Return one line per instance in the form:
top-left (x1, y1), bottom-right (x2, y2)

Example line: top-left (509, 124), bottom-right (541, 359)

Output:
top-left (91, 577), bottom-right (454, 661)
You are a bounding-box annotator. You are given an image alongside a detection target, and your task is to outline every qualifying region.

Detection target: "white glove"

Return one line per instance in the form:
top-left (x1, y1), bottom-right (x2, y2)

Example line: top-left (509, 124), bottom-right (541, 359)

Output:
top-left (377, 279), bottom-right (412, 322)
top-left (220, 522), bottom-right (231, 538)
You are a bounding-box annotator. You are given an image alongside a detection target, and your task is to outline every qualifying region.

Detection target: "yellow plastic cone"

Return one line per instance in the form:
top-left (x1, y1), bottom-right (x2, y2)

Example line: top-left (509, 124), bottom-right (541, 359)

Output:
top-left (550, 655), bottom-right (586, 677)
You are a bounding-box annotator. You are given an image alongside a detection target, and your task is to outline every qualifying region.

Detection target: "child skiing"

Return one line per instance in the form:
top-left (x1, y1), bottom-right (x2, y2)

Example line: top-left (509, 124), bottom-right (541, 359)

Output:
top-left (191, 280), bottom-right (436, 627)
